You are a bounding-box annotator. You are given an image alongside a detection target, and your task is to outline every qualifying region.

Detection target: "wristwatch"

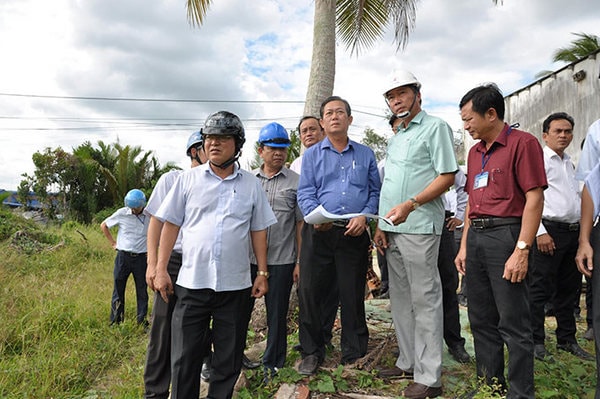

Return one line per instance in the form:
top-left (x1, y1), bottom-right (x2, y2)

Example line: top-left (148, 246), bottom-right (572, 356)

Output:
top-left (409, 197), bottom-right (420, 211)
top-left (257, 270), bottom-right (270, 278)
top-left (516, 241), bottom-right (530, 251)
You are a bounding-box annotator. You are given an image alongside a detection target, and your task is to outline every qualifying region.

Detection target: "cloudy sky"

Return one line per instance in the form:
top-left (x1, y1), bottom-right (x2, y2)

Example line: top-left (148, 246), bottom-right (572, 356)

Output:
top-left (0, 0), bottom-right (598, 190)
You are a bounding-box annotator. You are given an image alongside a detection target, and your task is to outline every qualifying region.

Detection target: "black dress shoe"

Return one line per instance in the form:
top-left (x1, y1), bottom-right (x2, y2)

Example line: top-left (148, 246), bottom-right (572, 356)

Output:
top-left (557, 342), bottom-right (594, 361)
top-left (242, 354), bottom-right (261, 369)
top-left (298, 354), bottom-right (321, 376)
top-left (534, 344), bottom-right (547, 361)
top-left (448, 345), bottom-right (471, 364)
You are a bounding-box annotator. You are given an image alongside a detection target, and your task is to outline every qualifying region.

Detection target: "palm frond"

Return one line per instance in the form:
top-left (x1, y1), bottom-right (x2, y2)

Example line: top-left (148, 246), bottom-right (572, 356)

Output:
top-left (186, 0), bottom-right (213, 27)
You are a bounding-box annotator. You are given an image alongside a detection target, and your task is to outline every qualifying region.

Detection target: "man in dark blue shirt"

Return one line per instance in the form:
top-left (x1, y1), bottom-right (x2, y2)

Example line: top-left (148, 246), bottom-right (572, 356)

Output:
top-left (296, 96), bottom-right (381, 375)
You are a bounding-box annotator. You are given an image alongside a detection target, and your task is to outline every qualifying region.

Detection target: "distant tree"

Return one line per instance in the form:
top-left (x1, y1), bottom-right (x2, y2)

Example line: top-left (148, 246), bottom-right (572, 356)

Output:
top-left (20, 141), bottom-right (177, 223)
top-left (361, 127), bottom-right (388, 162)
top-left (553, 32), bottom-right (600, 63)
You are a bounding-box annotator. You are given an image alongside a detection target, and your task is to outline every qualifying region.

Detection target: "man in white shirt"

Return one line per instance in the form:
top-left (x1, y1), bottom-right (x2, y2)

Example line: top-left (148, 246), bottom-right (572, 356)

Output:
top-left (530, 112), bottom-right (593, 361)
top-left (153, 111), bottom-right (277, 399)
top-left (101, 189), bottom-right (149, 326)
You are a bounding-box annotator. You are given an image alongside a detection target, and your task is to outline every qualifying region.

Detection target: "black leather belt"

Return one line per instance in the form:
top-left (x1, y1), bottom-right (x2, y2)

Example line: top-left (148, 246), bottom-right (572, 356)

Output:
top-left (543, 219), bottom-right (580, 231)
top-left (470, 217), bottom-right (521, 230)
top-left (445, 211), bottom-right (454, 218)
top-left (119, 250), bottom-right (147, 257)
top-left (331, 219), bottom-right (350, 228)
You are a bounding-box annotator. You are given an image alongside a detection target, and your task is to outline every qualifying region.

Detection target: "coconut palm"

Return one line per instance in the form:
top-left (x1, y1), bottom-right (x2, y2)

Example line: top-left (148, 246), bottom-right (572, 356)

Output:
top-left (553, 32), bottom-right (600, 63)
top-left (184, 1), bottom-right (500, 116)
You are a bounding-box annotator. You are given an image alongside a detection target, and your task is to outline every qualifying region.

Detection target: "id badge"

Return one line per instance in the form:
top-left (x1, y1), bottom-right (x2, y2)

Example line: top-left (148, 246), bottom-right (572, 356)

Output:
top-left (474, 171), bottom-right (489, 189)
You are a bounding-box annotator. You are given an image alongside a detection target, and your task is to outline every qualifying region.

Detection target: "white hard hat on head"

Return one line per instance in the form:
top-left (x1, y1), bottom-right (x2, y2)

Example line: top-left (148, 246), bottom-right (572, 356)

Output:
top-left (383, 70), bottom-right (421, 97)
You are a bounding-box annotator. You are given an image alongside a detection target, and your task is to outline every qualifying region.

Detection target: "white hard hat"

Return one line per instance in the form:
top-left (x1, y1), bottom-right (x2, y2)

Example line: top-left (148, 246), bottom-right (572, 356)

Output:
top-left (383, 70), bottom-right (421, 97)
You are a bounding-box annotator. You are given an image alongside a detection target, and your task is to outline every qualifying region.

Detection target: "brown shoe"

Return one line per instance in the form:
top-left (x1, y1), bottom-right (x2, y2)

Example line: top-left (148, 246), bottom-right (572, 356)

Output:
top-left (377, 366), bottom-right (414, 379)
top-left (402, 382), bottom-right (442, 399)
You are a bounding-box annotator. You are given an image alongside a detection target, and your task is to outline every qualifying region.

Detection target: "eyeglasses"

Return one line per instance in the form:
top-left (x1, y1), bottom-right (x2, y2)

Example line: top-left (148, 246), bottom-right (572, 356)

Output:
top-left (204, 134), bottom-right (234, 143)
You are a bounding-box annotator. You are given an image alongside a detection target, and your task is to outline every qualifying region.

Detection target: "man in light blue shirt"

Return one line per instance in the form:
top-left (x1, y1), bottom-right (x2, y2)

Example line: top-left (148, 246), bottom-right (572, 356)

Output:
top-left (296, 96), bottom-right (380, 375)
top-left (153, 111), bottom-right (276, 399)
top-left (374, 70), bottom-right (457, 399)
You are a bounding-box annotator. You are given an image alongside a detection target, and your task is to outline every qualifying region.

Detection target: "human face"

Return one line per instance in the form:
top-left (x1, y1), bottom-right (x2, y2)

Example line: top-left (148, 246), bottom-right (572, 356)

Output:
top-left (299, 118), bottom-right (324, 148)
top-left (204, 134), bottom-right (236, 165)
top-left (385, 86), bottom-right (420, 117)
top-left (460, 100), bottom-right (493, 142)
top-left (259, 145), bottom-right (288, 171)
top-left (543, 119), bottom-right (573, 156)
top-left (320, 100), bottom-right (353, 136)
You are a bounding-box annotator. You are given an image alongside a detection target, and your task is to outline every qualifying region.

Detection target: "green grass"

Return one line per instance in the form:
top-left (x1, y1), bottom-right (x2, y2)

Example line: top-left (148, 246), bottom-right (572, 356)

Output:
top-left (0, 207), bottom-right (597, 398)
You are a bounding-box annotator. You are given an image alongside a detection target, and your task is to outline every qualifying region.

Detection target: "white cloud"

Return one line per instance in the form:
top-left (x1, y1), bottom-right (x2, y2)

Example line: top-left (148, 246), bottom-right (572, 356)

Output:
top-left (0, 0), bottom-right (598, 189)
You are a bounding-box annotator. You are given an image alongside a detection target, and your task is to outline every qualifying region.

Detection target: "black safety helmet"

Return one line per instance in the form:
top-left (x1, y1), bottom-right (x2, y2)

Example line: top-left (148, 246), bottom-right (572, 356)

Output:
top-left (202, 111), bottom-right (246, 169)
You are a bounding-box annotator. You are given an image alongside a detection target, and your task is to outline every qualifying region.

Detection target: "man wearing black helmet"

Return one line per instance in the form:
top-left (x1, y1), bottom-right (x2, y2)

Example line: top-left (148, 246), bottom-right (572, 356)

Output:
top-left (153, 111), bottom-right (277, 399)
top-left (143, 131), bottom-right (207, 399)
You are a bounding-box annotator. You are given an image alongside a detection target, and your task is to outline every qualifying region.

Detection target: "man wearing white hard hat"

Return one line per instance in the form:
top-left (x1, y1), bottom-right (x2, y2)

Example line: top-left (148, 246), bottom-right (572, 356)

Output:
top-left (374, 70), bottom-right (458, 399)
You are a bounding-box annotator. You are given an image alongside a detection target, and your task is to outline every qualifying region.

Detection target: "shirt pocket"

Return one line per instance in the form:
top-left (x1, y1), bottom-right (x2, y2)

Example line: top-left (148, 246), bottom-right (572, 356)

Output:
top-left (273, 188), bottom-right (297, 212)
top-left (488, 168), bottom-right (509, 200)
top-left (349, 164), bottom-right (369, 189)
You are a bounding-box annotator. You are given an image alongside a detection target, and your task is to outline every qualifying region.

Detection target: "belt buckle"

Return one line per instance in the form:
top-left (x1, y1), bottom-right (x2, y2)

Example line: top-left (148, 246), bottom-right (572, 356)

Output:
top-left (568, 223), bottom-right (579, 231)
top-left (471, 219), bottom-right (485, 229)
top-left (332, 220), bottom-right (348, 228)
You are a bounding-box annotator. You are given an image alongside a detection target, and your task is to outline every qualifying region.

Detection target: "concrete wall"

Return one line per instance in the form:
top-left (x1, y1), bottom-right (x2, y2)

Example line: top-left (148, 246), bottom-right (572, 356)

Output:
top-left (504, 50), bottom-right (600, 164)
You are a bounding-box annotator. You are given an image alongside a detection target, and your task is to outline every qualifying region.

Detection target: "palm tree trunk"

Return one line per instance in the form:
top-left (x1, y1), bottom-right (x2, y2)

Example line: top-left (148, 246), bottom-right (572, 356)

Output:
top-left (303, 0), bottom-right (336, 118)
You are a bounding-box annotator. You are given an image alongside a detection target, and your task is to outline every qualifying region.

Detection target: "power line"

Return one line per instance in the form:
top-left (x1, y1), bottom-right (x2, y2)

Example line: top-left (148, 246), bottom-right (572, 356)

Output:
top-left (0, 92), bottom-right (306, 104)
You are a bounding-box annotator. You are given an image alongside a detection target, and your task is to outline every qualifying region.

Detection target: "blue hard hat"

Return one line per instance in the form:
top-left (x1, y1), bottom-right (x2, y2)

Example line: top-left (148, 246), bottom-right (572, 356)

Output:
top-left (186, 130), bottom-right (203, 156)
top-left (258, 122), bottom-right (291, 148)
top-left (124, 189), bottom-right (146, 209)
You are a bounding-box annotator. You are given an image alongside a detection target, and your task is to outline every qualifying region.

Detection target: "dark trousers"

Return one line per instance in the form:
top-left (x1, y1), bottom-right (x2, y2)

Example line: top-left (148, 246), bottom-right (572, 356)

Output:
top-left (530, 223), bottom-right (581, 345)
top-left (171, 285), bottom-right (251, 399)
top-left (110, 250), bottom-right (148, 324)
top-left (438, 219), bottom-right (466, 350)
top-left (259, 263), bottom-right (296, 369)
top-left (466, 224), bottom-right (534, 399)
top-left (298, 224), bottom-right (369, 363)
top-left (590, 225), bottom-right (600, 399)
top-left (144, 252), bottom-right (181, 399)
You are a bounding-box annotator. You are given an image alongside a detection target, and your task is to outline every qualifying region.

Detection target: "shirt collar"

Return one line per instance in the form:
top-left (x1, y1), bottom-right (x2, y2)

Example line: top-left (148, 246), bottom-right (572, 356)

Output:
top-left (320, 136), bottom-right (353, 153)
top-left (475, 123), bottom-right (511, 153)
top-left (255, 166), bottom-right (288, 179)
top-left (543, 145), bottom-right (570, 161)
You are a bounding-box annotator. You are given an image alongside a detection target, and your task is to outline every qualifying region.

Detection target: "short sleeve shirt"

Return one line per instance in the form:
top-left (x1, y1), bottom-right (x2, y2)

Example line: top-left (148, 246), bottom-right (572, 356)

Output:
top-left (466, 125), bottom-right (547, 218)
top-left (379, 111), bottom-right (458, 235)
top-left (103, 207), bottom-right (149, 253)
top-left (155, 164), bottom-right (277, 291)
top-left (252, 166), bottom-right (302, 265)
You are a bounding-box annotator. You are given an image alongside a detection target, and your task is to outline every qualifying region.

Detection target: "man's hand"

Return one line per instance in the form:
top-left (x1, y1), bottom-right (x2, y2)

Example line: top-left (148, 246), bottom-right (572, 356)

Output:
top-left (576, 241), bottom-right (594, 278)
top-left (455, 246), bottom-right (467, 276)
top-left (385, 200), bottom-right (413, 226)
top-left (146, 262), bottom-right (157, 291)
top-left (446, 217), bottom-right (463, 232)
top-left (154, 269), bottom-right (174, 303)
top-left (536, 233), bottom-right (556, 256)
top-left (373, 228), bottom-right (388, 256)
top-left (345, 216), bottom-right (367, 237)
top-left (503, 249), bottom-right (529, 283)
top-left (293, 263), bottom-right (300, 283)
top-left (252, 275), bottom-right (269, 298)
top-left (314, 223), bottom-right (333, 232)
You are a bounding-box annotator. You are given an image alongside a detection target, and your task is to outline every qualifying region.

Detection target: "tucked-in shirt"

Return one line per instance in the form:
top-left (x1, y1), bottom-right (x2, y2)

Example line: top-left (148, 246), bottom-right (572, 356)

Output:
top-left (289, 155), bottom-right (303, 174)
top-left (443, 168), bottom-right (467, 222)
top-left (155, 164), bottom-right (277, 291)
top-left (536, 146), bottom-right (580, 236)
top-left (466, 124), bottom-right (547, 219)
top-left (576, 119), bottom-right (600, 181)
top-left (103, 207), bottom-right (149, 253)
top-left (144, 169), bottom-right (184, 253)
top-left (379, 111), bottom-right (458, 235)
top-left (251, 166), bottom-right (302, 265)
top-left (297, 137), bottom-right (380, 216)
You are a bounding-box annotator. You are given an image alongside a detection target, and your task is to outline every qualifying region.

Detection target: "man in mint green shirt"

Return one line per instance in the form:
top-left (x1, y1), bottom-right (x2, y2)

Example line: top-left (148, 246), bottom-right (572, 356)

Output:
top-left (374, 70), bottom-right (457, 399)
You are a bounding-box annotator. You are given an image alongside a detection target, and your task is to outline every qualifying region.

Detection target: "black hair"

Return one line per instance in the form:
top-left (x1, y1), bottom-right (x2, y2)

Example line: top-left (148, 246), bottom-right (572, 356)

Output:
top-left (389, 114), bottom-right (399, 127)
top-left (297, 116), bottom-right (321, 132)
top-left (459, 83), bottom-right (505, 120)
top-left (319, 96), bottom-right (352, 118)
top-left (542, 112), bottom-right (575, 133)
